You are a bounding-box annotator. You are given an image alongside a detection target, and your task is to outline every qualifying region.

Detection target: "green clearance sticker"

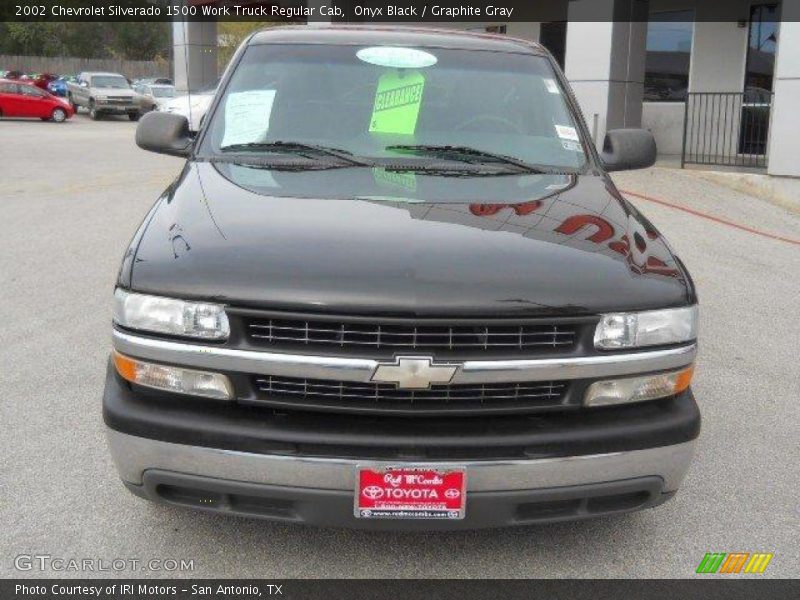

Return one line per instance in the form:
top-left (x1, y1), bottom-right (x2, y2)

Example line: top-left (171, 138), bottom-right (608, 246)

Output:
top-left (372, 167), bottom-right (417, 192)
top-left (369, 71), bottom-right (425, 135)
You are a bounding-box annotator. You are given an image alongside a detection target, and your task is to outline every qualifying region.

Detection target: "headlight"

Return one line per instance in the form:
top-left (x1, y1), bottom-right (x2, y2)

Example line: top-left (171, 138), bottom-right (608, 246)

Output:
top-left (113, 351), bottom-right (233, 400)
top-left (584, 365), bottom-right (694, 407)
top-left (113, 289), bottom-right (229, 340)
top-left (594, 306), bottom-right (697, 349)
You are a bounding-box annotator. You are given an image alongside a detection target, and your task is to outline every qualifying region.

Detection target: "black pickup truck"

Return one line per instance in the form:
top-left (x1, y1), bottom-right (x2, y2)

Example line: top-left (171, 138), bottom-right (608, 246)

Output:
top-left (104, 26), bottom-right (699, 529)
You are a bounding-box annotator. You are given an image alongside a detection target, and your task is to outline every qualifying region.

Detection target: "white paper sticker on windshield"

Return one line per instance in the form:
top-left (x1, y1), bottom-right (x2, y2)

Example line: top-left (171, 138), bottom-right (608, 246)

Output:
top-left (555, 125), bottom-right (579, 142)
top-left (222, 90), bottom-right (276, 147)
top-left (356, 47), bottom-right (438, 69)
top-left (544, 78), bottom-right (560, 94)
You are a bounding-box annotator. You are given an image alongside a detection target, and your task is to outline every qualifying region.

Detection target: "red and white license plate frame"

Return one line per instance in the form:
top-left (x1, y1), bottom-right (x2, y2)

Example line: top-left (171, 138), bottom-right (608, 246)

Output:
top-left (355, 465), bottom-right (467, 520)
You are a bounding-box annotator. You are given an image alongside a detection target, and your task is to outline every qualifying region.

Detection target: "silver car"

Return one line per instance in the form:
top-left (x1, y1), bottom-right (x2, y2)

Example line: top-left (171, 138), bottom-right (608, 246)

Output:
top-left (133, 83), bottom-right (176, 116)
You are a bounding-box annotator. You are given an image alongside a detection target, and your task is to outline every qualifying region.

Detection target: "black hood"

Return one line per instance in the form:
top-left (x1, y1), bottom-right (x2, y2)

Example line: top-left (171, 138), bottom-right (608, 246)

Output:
top-left (122, 162), bottom-right (693, 317)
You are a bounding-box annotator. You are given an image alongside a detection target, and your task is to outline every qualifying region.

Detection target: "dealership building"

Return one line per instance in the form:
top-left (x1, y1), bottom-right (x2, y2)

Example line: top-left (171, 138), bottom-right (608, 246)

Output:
top-left (177, 0), bottom-right (799, 178)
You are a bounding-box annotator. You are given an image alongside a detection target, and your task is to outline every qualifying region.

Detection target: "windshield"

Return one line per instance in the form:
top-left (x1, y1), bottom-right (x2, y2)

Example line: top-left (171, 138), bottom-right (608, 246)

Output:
top-left (152, 87), bottom-right (175, 98)
top-left (92, 76), bottom-right (130, 89)
top-left (200, 44), bottom-right (588, 172)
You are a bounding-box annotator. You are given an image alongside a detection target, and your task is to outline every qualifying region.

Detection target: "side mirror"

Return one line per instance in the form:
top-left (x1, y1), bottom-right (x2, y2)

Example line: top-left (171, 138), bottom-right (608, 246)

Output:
top-left (136, 112), bottom-right (193, 157)
top-left (600, 129), bottom-right (657, 172)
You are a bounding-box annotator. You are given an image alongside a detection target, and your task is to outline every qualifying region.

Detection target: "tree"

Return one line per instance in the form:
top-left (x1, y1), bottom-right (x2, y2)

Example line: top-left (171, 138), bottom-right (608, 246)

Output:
top-left (107, 22), bottom-right (170, 61)
top-left (217, 21), bottom-right (276, 68)
top-left (0, 22), bottom-right (170, 61)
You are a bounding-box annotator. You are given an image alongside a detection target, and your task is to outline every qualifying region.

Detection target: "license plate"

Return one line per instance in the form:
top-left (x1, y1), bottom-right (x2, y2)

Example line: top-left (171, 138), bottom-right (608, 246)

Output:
top-left (355, 466), bottom-right (466, 520)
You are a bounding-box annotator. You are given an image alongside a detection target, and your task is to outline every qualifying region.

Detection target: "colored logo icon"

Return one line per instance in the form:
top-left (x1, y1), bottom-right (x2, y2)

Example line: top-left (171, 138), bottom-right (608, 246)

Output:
top-left (696, 552), bottom-right (773, 574)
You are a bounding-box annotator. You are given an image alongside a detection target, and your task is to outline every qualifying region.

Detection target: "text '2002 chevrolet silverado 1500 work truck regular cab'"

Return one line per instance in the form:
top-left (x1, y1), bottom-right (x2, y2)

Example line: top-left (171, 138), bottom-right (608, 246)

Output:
top-left (104, 26), bottom-right (700, 529)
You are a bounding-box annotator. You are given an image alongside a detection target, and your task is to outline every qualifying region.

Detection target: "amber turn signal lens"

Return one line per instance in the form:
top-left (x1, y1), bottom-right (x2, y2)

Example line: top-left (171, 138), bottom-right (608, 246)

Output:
top-left (113, 351), bottom-right (138, 382)
top-left (674, 365), bottom-right (695, 395)
top-left (584, 364), bottom-right (695, 407)
top-left (112, 350), bottom-right (233, 400)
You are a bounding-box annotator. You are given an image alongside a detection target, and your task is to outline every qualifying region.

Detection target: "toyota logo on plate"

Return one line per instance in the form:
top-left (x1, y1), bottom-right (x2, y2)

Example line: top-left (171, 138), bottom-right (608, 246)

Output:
top-left (444, 488), bottom-right (461, 499)
top-left (362, 485), bottom-right (384, 500)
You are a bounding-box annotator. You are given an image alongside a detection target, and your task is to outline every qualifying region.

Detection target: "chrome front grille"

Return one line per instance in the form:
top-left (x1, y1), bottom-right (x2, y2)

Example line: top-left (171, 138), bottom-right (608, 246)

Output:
top-left (244, 317), bottom-right (579, 356)
top-left (251, 375), bottom-right (569, 416)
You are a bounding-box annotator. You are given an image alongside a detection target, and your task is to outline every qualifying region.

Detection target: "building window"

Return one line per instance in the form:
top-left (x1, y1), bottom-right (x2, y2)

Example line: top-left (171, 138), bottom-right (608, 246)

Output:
top-left (644, 10), bottom-right (694, 102)
top-left (744, 3), bottom-right (780, 100)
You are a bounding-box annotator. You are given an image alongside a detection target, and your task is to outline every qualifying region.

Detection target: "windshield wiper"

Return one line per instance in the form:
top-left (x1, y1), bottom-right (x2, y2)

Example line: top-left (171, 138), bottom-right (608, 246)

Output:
top-left (220, 141), bottom-right (372, 167)
top-left (385, 144), bottom-right (557, 174)
top-left (208, 155), bottom-right (353, 172)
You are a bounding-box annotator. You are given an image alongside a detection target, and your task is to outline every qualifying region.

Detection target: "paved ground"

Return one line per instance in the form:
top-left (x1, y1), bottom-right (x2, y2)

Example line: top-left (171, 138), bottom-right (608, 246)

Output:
top-left (1, 114), bottom-right (798, 579)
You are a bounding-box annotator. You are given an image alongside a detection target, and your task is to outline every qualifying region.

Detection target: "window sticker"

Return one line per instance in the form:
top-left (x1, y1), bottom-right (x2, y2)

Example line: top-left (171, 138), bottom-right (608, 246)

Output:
top-left (555, 124), bottom-right (579, 142)
top-left (369, 71), bottom-right (426, 135)
top-left (222, 90), bottom-right (276, 147)
top-left (544, 78), bottom-right (560, 94)
top-left (562, 140), bottom-right (583, 152)
top-left (357, 47), bottom-right (438, 69)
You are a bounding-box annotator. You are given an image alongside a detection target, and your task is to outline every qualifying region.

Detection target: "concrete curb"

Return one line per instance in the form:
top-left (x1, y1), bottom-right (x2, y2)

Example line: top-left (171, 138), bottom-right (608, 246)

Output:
top-left (689, 171), bottom-right (800, 214)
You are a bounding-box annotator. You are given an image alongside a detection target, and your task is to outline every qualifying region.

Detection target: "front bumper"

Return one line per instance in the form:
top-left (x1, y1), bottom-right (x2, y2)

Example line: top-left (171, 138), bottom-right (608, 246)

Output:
top-left (104, 366), bottom-right (699, 528)
top-left (95, 102), bottom-right (138, 113)
top-left (108, 428), bottom-right (693, 529)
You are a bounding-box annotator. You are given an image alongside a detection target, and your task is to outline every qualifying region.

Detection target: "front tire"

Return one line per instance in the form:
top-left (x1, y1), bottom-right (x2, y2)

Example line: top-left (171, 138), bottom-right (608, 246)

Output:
top-left (89, 100), bottom-right (101, 120)
top-left (51, 107), bottom-right (68, 123)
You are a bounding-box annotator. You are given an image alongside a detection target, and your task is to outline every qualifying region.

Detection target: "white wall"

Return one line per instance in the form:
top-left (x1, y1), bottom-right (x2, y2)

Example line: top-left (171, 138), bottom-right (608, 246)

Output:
top-left (689, 21), bottom-right (748, 93)
top-left (506, 22), bottom-right (541, 41)
top-left (642, 102), bottom-right (686, 155)
top-left (768, 11), bottom-right (800, 177)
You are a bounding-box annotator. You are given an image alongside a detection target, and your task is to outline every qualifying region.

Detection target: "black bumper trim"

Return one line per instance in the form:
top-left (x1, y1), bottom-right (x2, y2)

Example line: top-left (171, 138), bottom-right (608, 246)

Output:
top-left (125, 470), bottom-right (673, 530)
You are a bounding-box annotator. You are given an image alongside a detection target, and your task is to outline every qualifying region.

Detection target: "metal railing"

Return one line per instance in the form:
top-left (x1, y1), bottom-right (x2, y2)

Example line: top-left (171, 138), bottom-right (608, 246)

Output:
top-left (681, 91), bottom-right (773, 169)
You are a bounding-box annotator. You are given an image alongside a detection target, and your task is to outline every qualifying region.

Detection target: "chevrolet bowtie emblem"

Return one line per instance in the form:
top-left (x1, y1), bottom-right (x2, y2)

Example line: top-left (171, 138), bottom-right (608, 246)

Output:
top-left (370, 357), bottom-right (460, 389)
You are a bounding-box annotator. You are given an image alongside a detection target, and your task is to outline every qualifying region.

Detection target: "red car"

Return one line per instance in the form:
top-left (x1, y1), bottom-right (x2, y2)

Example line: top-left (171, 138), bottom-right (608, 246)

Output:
top-left (33, 73), bottom-right (59, 90)
top-left (0, 79), bottom-right (74, 122)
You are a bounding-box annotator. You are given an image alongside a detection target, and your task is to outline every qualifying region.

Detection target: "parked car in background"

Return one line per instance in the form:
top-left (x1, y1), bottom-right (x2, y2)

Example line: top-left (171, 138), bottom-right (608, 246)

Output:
top-left (159, 82), bottom-right (217, 131)
top-left (133, 83), bottom-right (176, 116)
top-left (67, 72), bottom-right (140, 121)
top-left (47, 75), bottom-right (76, 97)
top-left (3, 70), bottom-right (24, 80)
top-left (32, 73), bottom-right (59, 91)
top-left (133, 77), bottom-right (173, 87)
top-left (0, 79), bottom-right (73, 122)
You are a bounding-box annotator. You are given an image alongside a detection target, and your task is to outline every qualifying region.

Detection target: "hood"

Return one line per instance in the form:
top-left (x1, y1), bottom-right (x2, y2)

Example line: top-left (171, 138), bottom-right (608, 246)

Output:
top-left (125, 162), bottom-right (693, 317)
top-left (94, 87), bottom-right (136, 97)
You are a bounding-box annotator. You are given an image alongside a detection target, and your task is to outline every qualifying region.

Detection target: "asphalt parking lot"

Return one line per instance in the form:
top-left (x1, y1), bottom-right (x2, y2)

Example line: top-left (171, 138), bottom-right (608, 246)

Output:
top-left (1, 113), bottom-right (798, 579)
